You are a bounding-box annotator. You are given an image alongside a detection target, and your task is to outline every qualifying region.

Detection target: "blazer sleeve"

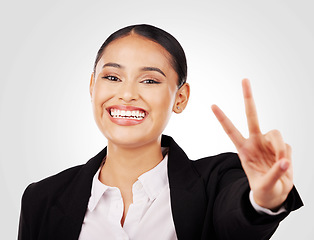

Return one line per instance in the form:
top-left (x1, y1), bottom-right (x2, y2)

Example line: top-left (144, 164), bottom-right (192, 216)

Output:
top-left (215, 175), bottom-right (301, 239)
top-left (194, 153), bottom-right (303, 240)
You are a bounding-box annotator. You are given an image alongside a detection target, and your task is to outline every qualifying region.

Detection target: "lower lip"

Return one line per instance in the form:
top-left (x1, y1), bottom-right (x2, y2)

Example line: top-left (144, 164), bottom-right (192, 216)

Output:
top-left (108, 113), bottom-right (146, 126)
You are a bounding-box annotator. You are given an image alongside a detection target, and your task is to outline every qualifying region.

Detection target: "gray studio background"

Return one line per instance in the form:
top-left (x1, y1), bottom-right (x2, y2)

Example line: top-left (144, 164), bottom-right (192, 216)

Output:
top-left (1, 0), bottom-right (313, 239)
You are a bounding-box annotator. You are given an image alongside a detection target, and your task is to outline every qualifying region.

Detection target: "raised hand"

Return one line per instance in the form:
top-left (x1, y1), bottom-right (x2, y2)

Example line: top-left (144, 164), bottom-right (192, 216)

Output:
top-left (211, 79), bottom-right (293, 210)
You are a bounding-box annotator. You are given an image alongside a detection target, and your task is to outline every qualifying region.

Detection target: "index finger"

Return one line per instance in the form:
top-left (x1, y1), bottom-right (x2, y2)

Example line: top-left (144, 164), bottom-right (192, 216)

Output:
top-left (211, 104), bottom-right (245, 149)
top-left (242, 79), bottom-right (261, 134)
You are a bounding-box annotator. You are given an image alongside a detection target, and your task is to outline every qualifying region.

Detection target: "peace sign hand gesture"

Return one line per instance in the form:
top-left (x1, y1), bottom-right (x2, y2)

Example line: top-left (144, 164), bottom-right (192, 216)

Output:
top-left (211, 79), bottom-right (293, 210)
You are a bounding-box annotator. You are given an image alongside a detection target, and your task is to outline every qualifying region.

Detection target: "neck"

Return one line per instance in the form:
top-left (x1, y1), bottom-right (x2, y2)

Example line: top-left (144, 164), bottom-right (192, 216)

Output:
top-left (99, 137), bottom-right (163, 188)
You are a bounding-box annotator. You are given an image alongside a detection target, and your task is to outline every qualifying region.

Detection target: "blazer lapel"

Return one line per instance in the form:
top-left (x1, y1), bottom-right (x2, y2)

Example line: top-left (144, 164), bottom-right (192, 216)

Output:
top-left (40, 147), bottom-right (107, 240)
top-left (163, 135), bottom-right (207, 240)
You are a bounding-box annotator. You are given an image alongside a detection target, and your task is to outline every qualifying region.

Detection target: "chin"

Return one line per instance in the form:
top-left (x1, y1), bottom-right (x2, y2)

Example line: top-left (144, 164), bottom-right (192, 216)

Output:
top-left (104, 128), bottom-right (162, 149)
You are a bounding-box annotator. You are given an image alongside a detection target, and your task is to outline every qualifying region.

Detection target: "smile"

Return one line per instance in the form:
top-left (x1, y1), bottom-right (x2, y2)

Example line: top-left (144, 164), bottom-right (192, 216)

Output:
top-left (110, 109), bottom-right (146, 120)
top-left (106, 105), bottom-right (148, 126)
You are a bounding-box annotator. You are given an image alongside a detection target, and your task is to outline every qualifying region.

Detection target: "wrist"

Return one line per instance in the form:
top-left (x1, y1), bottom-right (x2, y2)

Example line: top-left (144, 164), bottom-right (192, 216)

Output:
top-left (250, 190), bottom-right (287, 215)
top-left (252, 191), bottom-right (287, 211)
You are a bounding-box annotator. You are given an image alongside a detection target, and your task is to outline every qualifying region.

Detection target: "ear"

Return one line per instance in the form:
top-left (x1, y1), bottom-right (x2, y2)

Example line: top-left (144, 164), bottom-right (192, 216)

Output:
top-left (89, 73), bottom-right (95, 98)
top-left (173, 83), bottom-right (190, 113)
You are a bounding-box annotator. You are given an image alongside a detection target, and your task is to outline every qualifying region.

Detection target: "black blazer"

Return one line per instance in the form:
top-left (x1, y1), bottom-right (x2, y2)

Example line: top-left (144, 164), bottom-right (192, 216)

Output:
top-left (18, 135), bottom-right (303, 240)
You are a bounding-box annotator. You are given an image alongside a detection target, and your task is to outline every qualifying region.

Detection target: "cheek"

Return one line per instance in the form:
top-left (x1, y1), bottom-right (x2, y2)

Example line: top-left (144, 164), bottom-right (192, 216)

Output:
top-left (92, 82), bottom-right (111, 105)
top-left (91, 85), bottom-right (110, 121)
top-left (148, 89), bottom-right (176, 117)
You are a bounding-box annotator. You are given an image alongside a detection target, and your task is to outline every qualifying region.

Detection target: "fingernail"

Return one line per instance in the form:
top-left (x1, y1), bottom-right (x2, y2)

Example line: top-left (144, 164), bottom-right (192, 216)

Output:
top-left (280, 160), bottom-right (289, 171)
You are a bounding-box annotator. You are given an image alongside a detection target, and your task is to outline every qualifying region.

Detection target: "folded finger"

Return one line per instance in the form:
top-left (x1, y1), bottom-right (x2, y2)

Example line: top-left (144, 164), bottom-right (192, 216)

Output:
top-left (264, 130), bottom-right (286, 160)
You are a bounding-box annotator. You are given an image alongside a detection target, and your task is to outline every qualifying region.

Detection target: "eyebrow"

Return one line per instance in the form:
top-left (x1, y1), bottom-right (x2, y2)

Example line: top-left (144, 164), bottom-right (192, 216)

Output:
top-left (102, 62), bottom-right (166, 77)
top-left (140, 67), bottom-right (166, 77)
top-left (102, 62), bottom-right (123, 69)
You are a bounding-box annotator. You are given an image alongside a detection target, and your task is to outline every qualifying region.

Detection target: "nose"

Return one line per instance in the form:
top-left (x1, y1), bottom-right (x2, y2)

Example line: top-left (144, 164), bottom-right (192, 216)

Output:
top-left (118, 81), bottom-right (139, 102)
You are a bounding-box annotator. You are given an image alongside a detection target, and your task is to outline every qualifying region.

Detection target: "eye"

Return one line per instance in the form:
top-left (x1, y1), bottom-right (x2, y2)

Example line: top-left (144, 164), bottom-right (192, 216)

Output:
top-left (141, 79), bottom-right (161, 84)
top-left (102, 75), bottom-right (121, 82)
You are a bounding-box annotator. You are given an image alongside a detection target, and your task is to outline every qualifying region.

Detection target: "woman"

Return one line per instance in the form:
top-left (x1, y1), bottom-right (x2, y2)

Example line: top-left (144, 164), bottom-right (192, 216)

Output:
top-left (18, 24), bottom-right (303, 240)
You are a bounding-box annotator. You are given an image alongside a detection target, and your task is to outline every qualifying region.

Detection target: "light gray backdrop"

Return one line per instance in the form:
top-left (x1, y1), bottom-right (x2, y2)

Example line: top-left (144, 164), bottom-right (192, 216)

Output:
top-left (1, 0), bottom-right (313, 239)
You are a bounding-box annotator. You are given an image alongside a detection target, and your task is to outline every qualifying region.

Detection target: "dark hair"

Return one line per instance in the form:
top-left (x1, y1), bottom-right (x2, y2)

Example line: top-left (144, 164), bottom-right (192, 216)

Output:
top-left (93, 24), bottom-right (187, 88)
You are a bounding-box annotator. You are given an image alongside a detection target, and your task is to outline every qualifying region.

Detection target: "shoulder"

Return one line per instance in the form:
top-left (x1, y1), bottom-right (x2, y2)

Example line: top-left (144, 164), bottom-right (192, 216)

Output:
top-left (163, 135), bottom-right (241, 173)
top-left (19, 148), bottom-right (106, 238)
top-left (21, 164), bottom-right (84, 209)
top-left (19, 164), bottom-right (87, 237)
top-left (191, 152), bottom-right (247, 191)
top-left (21, 147), bottom-right (107, 205)
top-left (192, 152), bottom-right (241, 175)
top-left (164, 135), bottom-right (245, 183)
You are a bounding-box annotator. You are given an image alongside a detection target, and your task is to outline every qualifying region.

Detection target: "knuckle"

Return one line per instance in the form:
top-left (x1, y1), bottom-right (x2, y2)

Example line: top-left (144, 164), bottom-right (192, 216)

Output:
top-left (286, 143), bottom-right (292, 158)
top-left (286, 143), bottom-right (292, 153)
top-left (270, 129), bottom-right (282, 138)
top-left (265, 130), bottom-right (284, 145)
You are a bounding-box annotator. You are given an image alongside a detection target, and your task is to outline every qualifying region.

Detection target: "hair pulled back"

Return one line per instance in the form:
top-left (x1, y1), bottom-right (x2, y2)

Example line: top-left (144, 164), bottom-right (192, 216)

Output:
top-left (93, 24), bottom-right (187, 89)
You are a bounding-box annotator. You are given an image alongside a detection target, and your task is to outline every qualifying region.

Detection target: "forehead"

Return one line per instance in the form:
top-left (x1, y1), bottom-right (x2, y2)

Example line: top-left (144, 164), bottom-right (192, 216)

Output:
top-left (96, 34), bottom-right (174, 72)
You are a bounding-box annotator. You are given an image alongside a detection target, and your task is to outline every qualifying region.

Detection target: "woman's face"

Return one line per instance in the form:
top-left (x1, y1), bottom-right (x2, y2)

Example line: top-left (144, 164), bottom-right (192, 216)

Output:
top-left (90, 34), bottom-right (188, 148)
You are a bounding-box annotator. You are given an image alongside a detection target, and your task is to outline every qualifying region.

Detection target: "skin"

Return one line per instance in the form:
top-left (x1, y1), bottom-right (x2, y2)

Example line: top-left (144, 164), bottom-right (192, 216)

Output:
top-left (90, 33), bottom-right (293, 226)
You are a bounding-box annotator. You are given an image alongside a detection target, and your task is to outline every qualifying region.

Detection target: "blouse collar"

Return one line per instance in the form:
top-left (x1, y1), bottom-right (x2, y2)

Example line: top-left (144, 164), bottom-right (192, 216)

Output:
top-left (88, 152), bottom-right (169, 211)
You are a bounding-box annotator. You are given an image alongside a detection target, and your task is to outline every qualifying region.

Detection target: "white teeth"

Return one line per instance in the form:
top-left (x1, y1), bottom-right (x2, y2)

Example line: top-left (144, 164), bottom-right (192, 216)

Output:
top-left (110, 108), bottom-right (146, 119)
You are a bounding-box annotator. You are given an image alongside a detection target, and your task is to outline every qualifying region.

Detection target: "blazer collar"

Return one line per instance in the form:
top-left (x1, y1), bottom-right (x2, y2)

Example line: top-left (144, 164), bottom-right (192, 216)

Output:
top-left (51, 135), bottom-right (206, 239)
